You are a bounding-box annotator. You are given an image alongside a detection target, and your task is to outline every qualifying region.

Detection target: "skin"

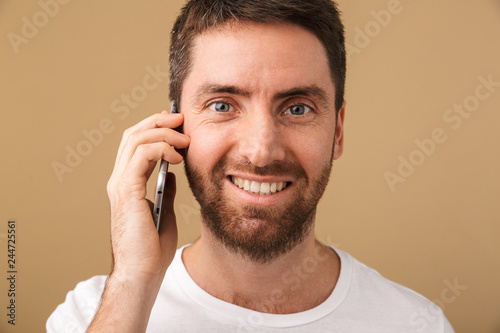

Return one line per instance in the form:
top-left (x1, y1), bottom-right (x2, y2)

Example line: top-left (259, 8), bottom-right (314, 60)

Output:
top-left (88, 22), bottom-right (345, 332)
top-left (181, 22), bottom-right (345, 313)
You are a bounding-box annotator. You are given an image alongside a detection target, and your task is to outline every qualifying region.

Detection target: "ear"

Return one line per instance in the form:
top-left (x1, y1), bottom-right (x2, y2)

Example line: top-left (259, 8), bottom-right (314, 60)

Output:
top-left (333, 100), bottom-right (346, 160)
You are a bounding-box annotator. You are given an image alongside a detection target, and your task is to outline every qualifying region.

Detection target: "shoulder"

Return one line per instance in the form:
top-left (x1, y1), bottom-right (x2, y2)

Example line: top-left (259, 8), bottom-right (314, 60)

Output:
top-left (333, 248), bottom-right (454, 332)
top-left (45, 247), bottom-right (187, 333)
top-left (46, 275), bottom-right (107, 333)
top-left (336, 248), bottom-right (429, 303)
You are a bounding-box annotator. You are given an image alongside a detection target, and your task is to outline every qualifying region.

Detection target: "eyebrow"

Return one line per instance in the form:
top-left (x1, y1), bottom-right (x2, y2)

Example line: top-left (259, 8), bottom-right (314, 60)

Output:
top-left (194, 83), bottom-right (251, 105)
top-left (274, 86), bottom-right (330, 109)
top-left (194, 83), bottom-right (331, 109)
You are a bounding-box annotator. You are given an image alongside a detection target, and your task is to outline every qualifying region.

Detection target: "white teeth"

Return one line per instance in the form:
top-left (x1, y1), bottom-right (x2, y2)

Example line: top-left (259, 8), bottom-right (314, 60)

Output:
top-left (250, 181), bottom-right (260, 193)
top-left (277, 182), bottom-right (283, 191)
top-left (243, 179), bottom-right (250, 191)
top-left (260, 182), bottom-right (270, 194)
top-left (231, 176), bottom-right (288, 195)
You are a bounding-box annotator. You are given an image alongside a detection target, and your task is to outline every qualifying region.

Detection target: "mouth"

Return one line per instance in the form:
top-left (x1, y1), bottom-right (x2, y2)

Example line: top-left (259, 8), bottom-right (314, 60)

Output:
top-left (228, 176), bottom-right (290, 196)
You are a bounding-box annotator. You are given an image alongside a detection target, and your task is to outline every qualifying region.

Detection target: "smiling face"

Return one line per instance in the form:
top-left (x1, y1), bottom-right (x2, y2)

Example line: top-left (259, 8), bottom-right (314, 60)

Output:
top-left (181, 22), bottom-right (345, 263)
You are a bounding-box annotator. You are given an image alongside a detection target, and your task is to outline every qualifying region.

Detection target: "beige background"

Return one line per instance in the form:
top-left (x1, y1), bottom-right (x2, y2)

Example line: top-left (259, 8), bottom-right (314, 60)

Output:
top-left (1, 0), bottom-right (499, 332)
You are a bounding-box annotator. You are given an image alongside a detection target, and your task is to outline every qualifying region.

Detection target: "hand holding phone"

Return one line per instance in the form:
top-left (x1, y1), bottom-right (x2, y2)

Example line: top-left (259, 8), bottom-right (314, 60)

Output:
top-left (94, 104), bottom-right (188, 332)
top-left (153, 101), bottom-right (179, 231)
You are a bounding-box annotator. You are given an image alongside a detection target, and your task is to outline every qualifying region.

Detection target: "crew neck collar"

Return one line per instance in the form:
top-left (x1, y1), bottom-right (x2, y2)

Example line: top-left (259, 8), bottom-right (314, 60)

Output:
top-left (171, 244), bottom-right (352, 328)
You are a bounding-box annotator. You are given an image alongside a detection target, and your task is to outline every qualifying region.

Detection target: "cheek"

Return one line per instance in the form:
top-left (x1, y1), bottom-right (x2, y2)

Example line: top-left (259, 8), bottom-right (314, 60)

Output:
top-left (184, 122), bottom-right (232, 169)
top-left (290, 128), bottom-right (334, 175)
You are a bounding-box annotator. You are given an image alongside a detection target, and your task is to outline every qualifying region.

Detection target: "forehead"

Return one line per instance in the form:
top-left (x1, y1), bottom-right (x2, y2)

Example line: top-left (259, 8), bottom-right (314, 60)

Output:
top-left (185, 22), bottom-right (335, 97)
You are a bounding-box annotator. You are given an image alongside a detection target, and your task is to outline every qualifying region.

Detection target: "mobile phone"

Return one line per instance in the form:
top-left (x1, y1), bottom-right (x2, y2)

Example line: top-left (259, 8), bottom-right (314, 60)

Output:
top-left (152, 101), bottom-right (179, 231)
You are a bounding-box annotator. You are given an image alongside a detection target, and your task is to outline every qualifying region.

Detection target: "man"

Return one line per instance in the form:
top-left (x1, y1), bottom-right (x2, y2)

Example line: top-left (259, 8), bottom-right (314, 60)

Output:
top-left (48, 0), bottom-right (454, 332)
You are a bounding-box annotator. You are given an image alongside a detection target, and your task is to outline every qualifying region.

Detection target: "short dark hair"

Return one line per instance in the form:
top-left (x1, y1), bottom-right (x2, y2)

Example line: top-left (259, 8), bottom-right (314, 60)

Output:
top-left (169, 0), bottom-right (346, 113)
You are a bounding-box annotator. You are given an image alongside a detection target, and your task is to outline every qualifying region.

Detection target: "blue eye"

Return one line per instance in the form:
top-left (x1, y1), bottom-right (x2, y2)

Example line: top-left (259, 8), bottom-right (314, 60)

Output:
top-left (286, 104), bottom-right (311, 116)
top-left (209, 102), bottom-right (233, 113)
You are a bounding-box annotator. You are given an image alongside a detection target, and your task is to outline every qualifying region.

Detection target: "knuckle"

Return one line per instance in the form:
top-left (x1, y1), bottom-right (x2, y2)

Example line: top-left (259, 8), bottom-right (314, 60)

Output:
top-left (122, 127), bottom-right (133, 139)
top-left (136, 143), bottom-right (147, 152)
top-left (162, 144), bottom-right (175, 157)
top-left (106, 178), bottom-right (115, 192)
top-left (154, 113), bottom-right (166, 125)
top-left (128, 132), bottom-right (140, 145)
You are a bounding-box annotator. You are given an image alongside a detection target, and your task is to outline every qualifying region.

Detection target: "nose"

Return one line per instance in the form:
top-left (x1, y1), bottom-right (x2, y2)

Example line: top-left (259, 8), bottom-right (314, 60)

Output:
top-left (237, 111), bottom-right (286, 167)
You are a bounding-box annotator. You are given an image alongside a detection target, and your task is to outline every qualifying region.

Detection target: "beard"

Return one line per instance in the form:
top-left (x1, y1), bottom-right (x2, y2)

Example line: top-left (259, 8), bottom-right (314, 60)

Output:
top-left (184, 154), bottom-right (333, 264)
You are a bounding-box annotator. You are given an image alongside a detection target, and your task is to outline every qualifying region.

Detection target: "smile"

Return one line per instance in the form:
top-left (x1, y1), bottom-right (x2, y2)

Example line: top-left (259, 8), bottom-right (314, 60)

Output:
top-left (229, 176), bottom-right (290, 196)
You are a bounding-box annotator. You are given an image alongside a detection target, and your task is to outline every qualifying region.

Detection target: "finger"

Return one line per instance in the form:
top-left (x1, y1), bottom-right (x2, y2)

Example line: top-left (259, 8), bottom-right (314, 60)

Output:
top-left (115, 112), bottom-right (183, 169)
top-left (144, 160), bottom-right (159, 185)
top-left (123, 143), bottom-right (183, 198)
top-left (118, 128), bottom-right (190, 173)
top-left (115, 112), bottom-right (185, 169)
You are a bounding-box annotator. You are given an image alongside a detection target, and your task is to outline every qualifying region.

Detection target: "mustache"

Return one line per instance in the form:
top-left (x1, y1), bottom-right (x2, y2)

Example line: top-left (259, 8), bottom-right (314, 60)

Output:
top-left (212, 155), bottom-right (308, 182)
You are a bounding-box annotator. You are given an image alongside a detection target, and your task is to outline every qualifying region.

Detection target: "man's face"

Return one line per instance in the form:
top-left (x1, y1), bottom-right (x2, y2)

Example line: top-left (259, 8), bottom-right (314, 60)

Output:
top-left (181, 22), bottom-right (344, 262)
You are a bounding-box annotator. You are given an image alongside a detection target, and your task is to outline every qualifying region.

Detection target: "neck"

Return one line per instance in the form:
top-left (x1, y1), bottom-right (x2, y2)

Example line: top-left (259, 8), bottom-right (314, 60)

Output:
top-left (182, 222), bottom-right (340, 314)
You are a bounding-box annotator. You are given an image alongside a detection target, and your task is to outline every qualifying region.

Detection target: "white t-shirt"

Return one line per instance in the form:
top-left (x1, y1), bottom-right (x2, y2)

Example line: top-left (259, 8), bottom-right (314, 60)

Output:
top-left (47, 246), bottom-right (454, 332)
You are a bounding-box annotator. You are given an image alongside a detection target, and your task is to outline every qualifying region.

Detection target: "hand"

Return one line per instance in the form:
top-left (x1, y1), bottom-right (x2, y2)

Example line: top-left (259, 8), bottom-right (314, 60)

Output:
top-left (106, 110), bottom-right (190, 284)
